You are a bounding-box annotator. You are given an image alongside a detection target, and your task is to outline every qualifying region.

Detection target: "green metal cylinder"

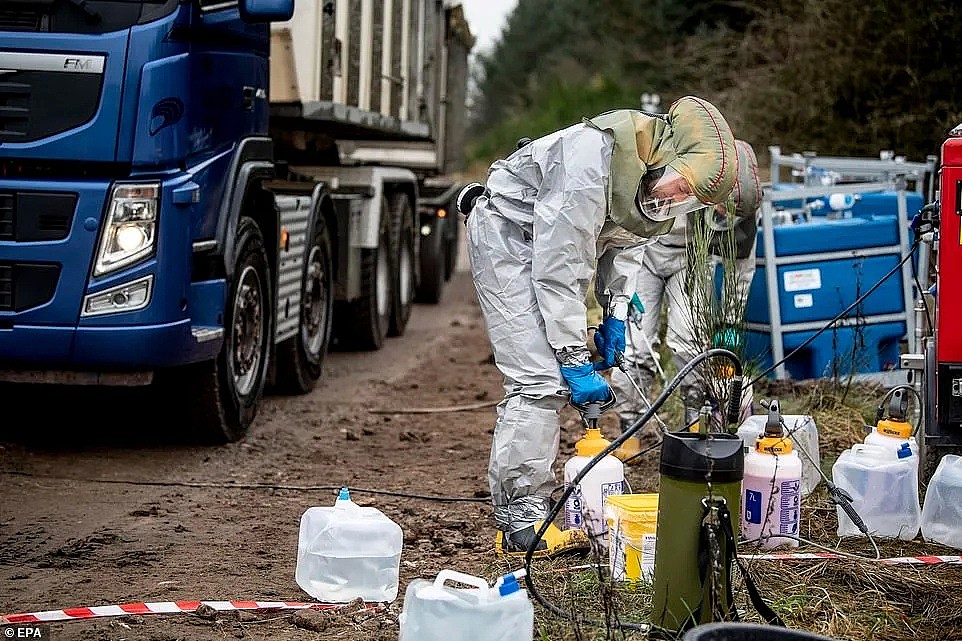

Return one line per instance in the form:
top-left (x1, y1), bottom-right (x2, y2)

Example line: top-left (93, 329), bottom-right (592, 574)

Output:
top-left (651, 431), bottom-right (744, 635)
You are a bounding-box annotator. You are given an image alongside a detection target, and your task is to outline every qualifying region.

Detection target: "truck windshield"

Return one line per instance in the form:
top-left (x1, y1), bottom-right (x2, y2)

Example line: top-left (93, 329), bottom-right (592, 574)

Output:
top-left (0, 0), bottom-right (178, 35)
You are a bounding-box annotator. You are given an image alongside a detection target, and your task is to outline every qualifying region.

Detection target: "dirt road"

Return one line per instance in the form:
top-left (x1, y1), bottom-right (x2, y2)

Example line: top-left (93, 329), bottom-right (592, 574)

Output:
top-left (0, 267), bottom-right (555, 640)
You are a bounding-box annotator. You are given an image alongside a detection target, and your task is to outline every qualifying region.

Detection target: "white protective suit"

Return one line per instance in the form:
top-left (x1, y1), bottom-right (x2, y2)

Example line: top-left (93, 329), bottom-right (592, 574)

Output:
top-left (467, 98), bottom-right (738, 533)
top-left (467, 124), bottom-right (644, 530)
top-left (608, 201), bottom-right (702, 424)
top-left (610, 139), bottom-right (762, 424)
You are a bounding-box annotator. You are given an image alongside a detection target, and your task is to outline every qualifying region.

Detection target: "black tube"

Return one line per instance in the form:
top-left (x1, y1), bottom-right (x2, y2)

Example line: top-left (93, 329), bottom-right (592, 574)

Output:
top-left (522, 348), bottom-right (743, 631)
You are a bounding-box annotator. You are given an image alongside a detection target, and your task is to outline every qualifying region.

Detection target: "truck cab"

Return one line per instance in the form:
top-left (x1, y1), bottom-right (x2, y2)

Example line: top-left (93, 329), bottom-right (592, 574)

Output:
top-left (0, 0), bottom-right (472, 442)
top-left (0, 0), bottom-right (321, 442)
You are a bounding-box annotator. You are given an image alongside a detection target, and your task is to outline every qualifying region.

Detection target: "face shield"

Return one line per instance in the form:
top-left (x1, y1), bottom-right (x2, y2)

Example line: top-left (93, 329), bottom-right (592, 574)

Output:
top-left (706, 194), bottom-right (737, 232)
top-left (635, 166), bottom-right (710, 226)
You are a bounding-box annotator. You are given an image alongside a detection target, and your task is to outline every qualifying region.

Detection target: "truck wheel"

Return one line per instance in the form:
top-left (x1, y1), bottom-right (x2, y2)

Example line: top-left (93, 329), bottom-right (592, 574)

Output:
top-left (182, 216), bottom-right (273, 443)
top-left (388, 194), bottom-right (415, 336)
top-left (338, 199), bottom-right (392, 350)
top-left (443, 214), bottom-right (459, 281)
top-left (416, 214), bottom-right (444, 304)
top-left (274, 212), bottom-right (334, 394)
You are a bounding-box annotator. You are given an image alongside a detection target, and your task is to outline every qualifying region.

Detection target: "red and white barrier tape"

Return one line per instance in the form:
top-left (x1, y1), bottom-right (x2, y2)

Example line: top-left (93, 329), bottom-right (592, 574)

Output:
top-left (1, 600), bottom-right (359, 624)
top-left (740, 553), bottom-right (962, 565)
top-left (545, 554), bottom-right (962, 575)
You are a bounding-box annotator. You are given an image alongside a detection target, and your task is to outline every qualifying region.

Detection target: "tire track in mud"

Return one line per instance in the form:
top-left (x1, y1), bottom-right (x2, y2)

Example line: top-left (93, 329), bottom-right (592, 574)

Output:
top-left (0, 273), bottom-right (510, 640)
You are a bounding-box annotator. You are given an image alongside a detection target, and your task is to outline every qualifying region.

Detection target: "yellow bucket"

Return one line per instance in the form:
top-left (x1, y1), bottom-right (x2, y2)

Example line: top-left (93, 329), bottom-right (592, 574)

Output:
top-left (605, 493), bottom-right (658, 583)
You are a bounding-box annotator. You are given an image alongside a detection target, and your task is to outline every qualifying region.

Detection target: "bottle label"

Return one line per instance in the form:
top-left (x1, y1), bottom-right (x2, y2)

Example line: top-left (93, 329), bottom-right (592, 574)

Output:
top-left (745, 489), bottom-right (762, 524)
top-left (640, 533), bottom-right (657, 581)
top-left (564, 484), bottom-right (584, 530)
top-left (601, 481), bottom-right (624, 504)
top-left (779, 479), bottom-right (801, 534)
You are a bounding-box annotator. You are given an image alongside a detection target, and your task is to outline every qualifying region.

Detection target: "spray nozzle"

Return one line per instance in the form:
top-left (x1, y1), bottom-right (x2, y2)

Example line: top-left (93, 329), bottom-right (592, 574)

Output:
top-left (337, 487), bottom-right (351, 502)
top-left (827, 482), bottom-right (869, 535)
top-left (764, 399), bottom-right (783, 438)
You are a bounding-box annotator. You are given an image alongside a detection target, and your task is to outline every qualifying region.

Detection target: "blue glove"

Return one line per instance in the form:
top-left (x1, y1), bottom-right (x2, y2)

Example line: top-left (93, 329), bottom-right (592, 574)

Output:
top-left (561, 364), bottom-right (612, 404)
top-left (592, 316), bottom-right (626, 371)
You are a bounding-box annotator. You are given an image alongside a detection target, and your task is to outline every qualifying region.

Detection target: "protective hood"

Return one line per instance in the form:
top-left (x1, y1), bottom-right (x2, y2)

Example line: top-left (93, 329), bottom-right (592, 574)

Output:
top-left (665, 97), bottom-right (738, 207)
top-left (733, 140), bottom-right (762, 218)
top-left (585, 96), bottom-right (736, 238)
top-left (710, 139), bottom-right (761, 259)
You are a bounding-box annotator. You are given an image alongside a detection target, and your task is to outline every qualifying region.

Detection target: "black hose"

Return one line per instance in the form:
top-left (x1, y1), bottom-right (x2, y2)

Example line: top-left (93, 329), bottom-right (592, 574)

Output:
top-left (522, 348), bottom-right (743, 631)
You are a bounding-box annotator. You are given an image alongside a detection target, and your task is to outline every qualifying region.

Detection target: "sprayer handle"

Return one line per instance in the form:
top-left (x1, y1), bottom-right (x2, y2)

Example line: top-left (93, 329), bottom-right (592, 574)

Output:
top-left (828, 484), bottom-right (869, 535)
top-left (570, 393), bottom-right (617, 418)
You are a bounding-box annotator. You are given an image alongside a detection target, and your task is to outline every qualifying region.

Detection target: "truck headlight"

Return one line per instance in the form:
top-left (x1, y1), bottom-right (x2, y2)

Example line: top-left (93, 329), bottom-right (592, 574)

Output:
top-left (94, 183), bottom-right (159, 276)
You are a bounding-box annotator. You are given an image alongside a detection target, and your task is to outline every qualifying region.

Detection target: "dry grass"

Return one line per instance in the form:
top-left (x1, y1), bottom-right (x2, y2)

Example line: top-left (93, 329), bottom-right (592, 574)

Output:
top-left (522, 378), bottom-right (962, 640)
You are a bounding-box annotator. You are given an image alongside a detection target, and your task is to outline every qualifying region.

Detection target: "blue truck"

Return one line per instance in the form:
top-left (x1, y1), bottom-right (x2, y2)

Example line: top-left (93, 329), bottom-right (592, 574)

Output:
top-left (0, 0), bottom-right (472, 440)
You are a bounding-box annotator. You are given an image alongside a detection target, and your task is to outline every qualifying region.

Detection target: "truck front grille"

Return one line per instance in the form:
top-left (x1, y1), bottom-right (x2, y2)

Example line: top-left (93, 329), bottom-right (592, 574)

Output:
top-left (0, 79), bottom-right (30, 140)
top-left (0, 70), bottom-right (102, 144)
top-left (0, 191), bottom-right (76, 242)
top-left (0, 262), bottom-right (61, 312)
top-left (0, 194), bottom-right (12, 240)
top-left (0, 265), bottom-right (11, 310)
top-left (0, 8), bottom-right (46, 32)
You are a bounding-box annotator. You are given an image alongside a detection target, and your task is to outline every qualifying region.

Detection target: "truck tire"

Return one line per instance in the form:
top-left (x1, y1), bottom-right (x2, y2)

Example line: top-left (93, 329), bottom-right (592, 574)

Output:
top-left (274, 212), bottom-right (334, 394)
top-left (416, 214), bottom-right (444, 304)
top-left (337, 198), bottom-right (392, 350)
top-left (177, 216), bottom-right (273, 443)
top-left (443, 214), bottom-right (459, 282)
top-left (388, 193), bottom-right (415, 336)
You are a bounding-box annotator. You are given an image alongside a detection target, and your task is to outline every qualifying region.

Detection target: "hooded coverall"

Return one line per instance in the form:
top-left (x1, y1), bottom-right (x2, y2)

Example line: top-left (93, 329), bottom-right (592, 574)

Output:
top-left (610, 139), bottom-right (763, 425)
top-left (467, 99), bottom-right (737, 535)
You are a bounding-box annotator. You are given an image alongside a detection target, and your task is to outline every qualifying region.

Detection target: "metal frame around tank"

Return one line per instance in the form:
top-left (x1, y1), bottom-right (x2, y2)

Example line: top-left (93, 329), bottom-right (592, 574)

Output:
top-left (771, 148), bottom-right (939, 296)
top-left (768, 146), bottom-right (937, 200)
top-left (751, 180), bottom-right (916, 380)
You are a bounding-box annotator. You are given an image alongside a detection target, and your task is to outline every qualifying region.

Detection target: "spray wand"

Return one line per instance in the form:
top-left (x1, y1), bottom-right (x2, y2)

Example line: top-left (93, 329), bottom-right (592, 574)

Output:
top-left (757, 399), bottom-right (879, 558)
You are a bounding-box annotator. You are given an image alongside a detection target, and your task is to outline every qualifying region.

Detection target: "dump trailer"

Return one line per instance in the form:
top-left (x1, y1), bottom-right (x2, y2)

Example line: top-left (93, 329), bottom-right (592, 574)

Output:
top-left (0, 0), bottom-right (473, 441)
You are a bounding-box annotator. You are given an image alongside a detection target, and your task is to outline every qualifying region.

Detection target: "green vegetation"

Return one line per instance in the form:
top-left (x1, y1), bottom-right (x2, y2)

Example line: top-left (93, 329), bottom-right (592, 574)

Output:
top-left (470, 0), bottom-right (962, 169)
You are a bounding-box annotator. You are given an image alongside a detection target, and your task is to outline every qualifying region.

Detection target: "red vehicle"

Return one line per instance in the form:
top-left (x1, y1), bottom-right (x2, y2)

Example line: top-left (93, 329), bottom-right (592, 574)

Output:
top-left (921, 125), bottom-right (962, 477)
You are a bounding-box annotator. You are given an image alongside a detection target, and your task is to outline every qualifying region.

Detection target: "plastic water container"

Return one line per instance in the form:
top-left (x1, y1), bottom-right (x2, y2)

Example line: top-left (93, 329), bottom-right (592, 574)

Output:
top-left (832, 444), bottom-right (921, 540)
top-left (295, 488), bottom-right (404, 602)
top-left (564, 428), bottom-right (625, 546)
top-left (737, 415), bottom-right (820, 496)
top-left (741, 435), bottom-right (802, 549)
top-left (921, 454), bottom-right (962, 550)
top-left (605, 494), bottom-right (658, 582)
top-left (864, 418), bottom-right (919, 459)
top-left (398, 569), bottom-right (534, 641)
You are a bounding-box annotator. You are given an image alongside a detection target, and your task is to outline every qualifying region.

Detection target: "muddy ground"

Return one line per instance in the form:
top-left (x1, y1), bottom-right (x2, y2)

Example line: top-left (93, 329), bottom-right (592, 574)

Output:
top-left (3, 262), bottom-right (960, 641)
top-left (0, 264), bottom-right (631, 640)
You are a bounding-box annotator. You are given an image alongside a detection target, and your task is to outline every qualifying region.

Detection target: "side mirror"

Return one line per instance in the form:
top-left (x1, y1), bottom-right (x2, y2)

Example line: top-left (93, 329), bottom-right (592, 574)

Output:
top-left (239, 0), bottom-right (293, 22)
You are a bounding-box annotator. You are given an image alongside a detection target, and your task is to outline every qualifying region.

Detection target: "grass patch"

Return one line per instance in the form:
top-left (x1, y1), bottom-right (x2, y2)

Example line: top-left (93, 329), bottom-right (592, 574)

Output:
top-left (538, 370), bottom-right (962, 639)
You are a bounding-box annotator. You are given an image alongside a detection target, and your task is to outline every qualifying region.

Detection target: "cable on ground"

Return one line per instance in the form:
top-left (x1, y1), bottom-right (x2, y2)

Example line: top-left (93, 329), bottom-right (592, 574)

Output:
top-left (0, 471), bottom-right (491, 503)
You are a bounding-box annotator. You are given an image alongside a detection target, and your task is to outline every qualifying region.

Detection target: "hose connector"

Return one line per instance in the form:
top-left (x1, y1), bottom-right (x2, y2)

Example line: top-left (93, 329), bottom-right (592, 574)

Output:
top-left (727, 376), bottom-right (744, 427)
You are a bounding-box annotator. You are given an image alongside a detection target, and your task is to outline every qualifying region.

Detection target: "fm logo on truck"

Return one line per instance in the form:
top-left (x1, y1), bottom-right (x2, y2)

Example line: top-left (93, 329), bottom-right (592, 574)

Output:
top-left (63, 58), bottom-right (96, 71)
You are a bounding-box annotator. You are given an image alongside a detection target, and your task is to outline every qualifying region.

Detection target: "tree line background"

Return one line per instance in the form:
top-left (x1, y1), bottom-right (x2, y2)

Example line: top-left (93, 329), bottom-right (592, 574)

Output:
top-left (468, 0), bottom-right (962, 174)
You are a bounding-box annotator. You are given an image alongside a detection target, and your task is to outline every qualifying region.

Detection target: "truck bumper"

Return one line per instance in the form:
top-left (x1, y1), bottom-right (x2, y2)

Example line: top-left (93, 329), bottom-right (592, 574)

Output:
top-left (0, 318), bottom-right (222, 371)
